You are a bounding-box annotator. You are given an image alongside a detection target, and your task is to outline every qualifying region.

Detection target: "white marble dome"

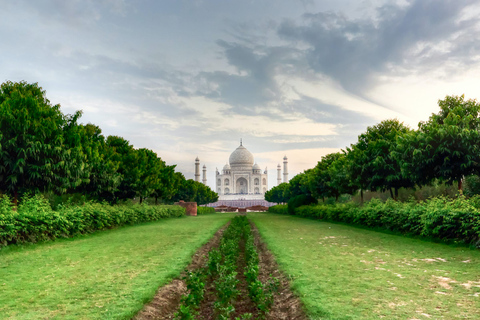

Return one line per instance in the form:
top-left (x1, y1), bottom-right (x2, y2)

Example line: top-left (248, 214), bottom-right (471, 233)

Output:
top-left (252, 163), bottom-right (261, 170)
top-left (223, 163), bottom-right (231, 170)
top-left (229, 144), bottom-right (254, 166)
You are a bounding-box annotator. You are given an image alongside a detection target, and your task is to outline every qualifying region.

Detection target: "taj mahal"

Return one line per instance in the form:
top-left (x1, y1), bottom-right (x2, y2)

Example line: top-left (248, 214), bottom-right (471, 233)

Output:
top-left (195, 140), bottom-right (288, 202)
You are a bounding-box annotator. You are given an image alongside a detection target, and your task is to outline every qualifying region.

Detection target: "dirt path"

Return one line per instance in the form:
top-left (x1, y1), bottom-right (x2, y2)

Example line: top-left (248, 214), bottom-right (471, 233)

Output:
top-left (133, 217), bottom-right (308, 320)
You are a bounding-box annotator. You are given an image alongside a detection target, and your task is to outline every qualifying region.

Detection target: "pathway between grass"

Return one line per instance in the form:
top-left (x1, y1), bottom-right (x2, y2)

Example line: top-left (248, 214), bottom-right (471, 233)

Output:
top-left (0, 213), bottom-right (236, 320)
top-left (248, 213), bottom-right (480, 320)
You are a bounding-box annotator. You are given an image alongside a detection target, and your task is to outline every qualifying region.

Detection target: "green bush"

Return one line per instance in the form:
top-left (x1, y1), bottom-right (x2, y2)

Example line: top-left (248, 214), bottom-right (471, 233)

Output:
top-left (267, 205), bottom-right (287, 215)
top-left (197, 206), bottom-right (215, 215)
top-left (0, 194), bottom-right (185, 247)
top-left (287, 194), bottom-right (317, 214)
top-left (271, 196), bottom-right (480, 246)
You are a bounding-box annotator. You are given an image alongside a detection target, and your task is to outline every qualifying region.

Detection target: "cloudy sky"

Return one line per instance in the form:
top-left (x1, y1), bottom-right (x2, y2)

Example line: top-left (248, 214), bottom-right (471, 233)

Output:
top-left (2, 0), bottom-right (480, 190)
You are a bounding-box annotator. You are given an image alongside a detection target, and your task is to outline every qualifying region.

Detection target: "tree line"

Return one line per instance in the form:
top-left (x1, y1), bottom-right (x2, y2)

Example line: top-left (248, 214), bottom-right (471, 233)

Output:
top-left (0, 81), bottom-right (218, 205)
top-left (266, 95), bottom-right (480, 205)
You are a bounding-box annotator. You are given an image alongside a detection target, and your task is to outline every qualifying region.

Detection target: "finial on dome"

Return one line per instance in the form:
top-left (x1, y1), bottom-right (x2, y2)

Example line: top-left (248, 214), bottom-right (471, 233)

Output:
top-left (240, 138), bottom-right (242, 146)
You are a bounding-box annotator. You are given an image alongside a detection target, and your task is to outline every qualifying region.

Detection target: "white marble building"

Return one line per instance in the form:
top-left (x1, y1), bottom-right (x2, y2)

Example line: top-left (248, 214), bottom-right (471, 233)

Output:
top-left (216, 142), bottom-right (269, 200)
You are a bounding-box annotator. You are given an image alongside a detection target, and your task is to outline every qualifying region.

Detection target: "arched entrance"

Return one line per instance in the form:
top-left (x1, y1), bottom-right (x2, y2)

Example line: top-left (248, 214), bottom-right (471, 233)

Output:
top-left (236, 177), bottom-right (248, 194)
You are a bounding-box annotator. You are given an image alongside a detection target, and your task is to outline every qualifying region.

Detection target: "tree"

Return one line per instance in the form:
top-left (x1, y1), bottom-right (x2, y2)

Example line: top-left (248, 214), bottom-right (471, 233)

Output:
top-left (353, 119), bottom-right (413, 200)
top-left (396, 95), bottom-right (480, 190)
top-left (74, 124), bottom-right (121, 201)
top-left (309, 152), bottom-right (355, 202)
top-left (0, 81), bottom-right (85, 205)
top-left (133, 148), bottom-right (164, 204)
top-left (265, 183), bottom-right (290, 204)
top-left (106, 136), bottom-right (137, 202)
top-left (151, 164), bottom-right (177, 205)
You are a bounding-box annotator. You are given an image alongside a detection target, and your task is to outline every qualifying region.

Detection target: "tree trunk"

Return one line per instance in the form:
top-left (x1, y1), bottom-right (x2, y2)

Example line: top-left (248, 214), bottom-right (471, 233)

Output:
top-left (155, 196), bottom-right (158, 205)
top-left (395, 188), bottom-right (399, 201)
top-left (139, 196), bottom-right (143, 204)
top-left (458, 179), bottom-right (463, 192)
top-left (389, 188), bottom-right (394, 199)
top-left (360, 189), bottom-right (364, 205)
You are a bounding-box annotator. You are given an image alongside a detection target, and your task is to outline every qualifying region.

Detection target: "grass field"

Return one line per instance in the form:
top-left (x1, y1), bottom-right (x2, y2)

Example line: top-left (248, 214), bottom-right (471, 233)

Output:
top-left (0, 213), bottom-right (236, 320)
top-left (248, 213), bottom-right (480, 320)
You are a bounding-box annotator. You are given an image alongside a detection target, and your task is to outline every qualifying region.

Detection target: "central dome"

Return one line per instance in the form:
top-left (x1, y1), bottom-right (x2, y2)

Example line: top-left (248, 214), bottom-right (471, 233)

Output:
top-left (229, 144), bottom-right (254, 167)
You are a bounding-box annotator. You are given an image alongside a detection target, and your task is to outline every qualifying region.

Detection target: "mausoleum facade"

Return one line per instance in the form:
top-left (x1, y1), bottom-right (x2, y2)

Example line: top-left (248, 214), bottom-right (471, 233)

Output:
top-left (216, 142), bottom-right (269, 200)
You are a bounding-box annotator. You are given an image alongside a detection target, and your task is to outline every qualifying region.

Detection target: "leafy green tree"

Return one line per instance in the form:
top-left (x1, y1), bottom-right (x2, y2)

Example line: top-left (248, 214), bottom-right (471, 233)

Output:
top-left (106, 136), bottom-right (137, 202)
top-left (151, 164), bottom-right (177, 205)
top-left (75, 124), bottom-right (121, 201)
top-left (134, 148), bottom-right (164, 204)
top-left (396, 95), bottom-right (480, 190)
top-left (0, 81), bottom-right (85, 205)
top-left (193, 182), bottom-right (218, 205)
top-left (309, 152), bottom-right (355, 202)
top-left (351, 119), bottom-right (413, 200)
top-left (264, 183), bottom-right (289, 204)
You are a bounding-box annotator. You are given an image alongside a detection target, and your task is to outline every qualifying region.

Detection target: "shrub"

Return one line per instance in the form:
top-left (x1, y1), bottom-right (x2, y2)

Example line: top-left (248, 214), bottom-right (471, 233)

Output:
top-left (0, 194), bottom-right (185, 247)
top-left (268, 205), bottom-right (287, 215)
top-left (197, 206), bottom-right (215, 215)
top-left (286, 196), bottom-right (480, 246)
top-left (287, 195), bottom-right (317, 215)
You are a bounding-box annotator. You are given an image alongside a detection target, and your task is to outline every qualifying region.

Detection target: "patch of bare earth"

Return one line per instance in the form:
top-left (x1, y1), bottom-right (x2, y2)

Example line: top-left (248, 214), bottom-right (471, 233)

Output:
top-left (133, 224), bottom-right (228, 320)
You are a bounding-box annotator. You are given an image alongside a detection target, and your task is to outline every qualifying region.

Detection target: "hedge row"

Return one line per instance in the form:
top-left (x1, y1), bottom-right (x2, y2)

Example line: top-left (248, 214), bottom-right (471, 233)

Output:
top-left (0, 194), bottom-right (185, 247)
top-left (197, 206), bottom-right (216, 215)
top-left (269, 196), bottom-right (480, 246)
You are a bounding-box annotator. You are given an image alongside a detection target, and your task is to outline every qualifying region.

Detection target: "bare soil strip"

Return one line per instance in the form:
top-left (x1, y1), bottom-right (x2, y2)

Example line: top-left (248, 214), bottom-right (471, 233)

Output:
top-left (133, 218), bottom-right (308, 320)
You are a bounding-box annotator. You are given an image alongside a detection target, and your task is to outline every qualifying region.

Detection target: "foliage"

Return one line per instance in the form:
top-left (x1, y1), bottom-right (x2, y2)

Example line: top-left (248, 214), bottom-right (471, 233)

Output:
top-left (351, 119), bottom-right (413, 199)
top-left (267, 204), bottom-right (288, 215)
top-left (197, 206), bottom-right (216, 215)
top-left (0, 81), bottom-right (85, 203)
top-left (464, 175), bottom-right (480, 197)
top-left (277, 196), bottom-right (480, 246)
top-left (74, 124), bottom-right (121, 201)
top-left (0, 194), bottom-right (185, 246)
top-left (264, 183), bottom-right (290, 204)
top-left (396, 95), bottom-right (480, 190)
top-left (287, 194), bottom-right (317, 215)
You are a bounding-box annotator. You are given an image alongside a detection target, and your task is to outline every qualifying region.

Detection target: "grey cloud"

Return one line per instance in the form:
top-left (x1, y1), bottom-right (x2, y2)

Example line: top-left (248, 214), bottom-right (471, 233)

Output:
top-left (278, 0), bottom-right (480, 93)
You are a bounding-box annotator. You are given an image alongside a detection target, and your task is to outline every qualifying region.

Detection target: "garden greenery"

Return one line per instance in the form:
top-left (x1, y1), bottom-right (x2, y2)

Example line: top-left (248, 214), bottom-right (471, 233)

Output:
top-left (269, 196), bottom-right (480, 246)
top-left (0, 194), bottom-right (185, 247)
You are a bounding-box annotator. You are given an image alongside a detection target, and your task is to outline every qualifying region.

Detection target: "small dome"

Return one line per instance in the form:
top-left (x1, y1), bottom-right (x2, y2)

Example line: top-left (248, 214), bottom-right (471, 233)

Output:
top-left (223, 163), bottom-right (231, 170)
top-left (229, 144), bottom-right (254, 167)
top-left (253, 163), bottom-right (261, 170)
top-left (283, 155), bottom-right (288, 160)
top-left (195, 156), bottom-right (200, 161)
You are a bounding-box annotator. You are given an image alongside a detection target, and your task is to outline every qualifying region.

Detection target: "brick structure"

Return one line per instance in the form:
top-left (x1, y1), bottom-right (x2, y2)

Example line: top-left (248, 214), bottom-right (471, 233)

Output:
top-left (175, 200), bottom-right (197, 216)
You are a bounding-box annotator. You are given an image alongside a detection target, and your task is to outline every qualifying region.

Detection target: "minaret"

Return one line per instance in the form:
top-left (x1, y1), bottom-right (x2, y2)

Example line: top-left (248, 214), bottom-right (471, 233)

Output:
top-left (283, 155), bottom-right (289, 183)
top-left (202, 165), bottom-right (207, 185)
top-left (277, 164), bottom-right (282, 185)
top-left (195, 157), bottom-right (200, 182)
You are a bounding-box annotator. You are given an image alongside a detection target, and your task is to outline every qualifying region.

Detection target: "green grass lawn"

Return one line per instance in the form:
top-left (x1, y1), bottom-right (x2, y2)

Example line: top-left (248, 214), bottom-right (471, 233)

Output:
top-left (248, 213), bottom-right (480, 320)
top-left (0, 213), bottom-right (236, 320)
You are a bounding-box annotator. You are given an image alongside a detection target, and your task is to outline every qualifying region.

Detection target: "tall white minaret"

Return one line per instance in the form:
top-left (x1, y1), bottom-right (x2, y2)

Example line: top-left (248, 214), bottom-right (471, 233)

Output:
top-left (277, 164), bottom-right (282, 185)
top-left (202, 165), bottom-right (207, 185)
top-left (283, 155), bottom-right (289, 183)
top-left (195, 157), bottom-right (200, 182)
